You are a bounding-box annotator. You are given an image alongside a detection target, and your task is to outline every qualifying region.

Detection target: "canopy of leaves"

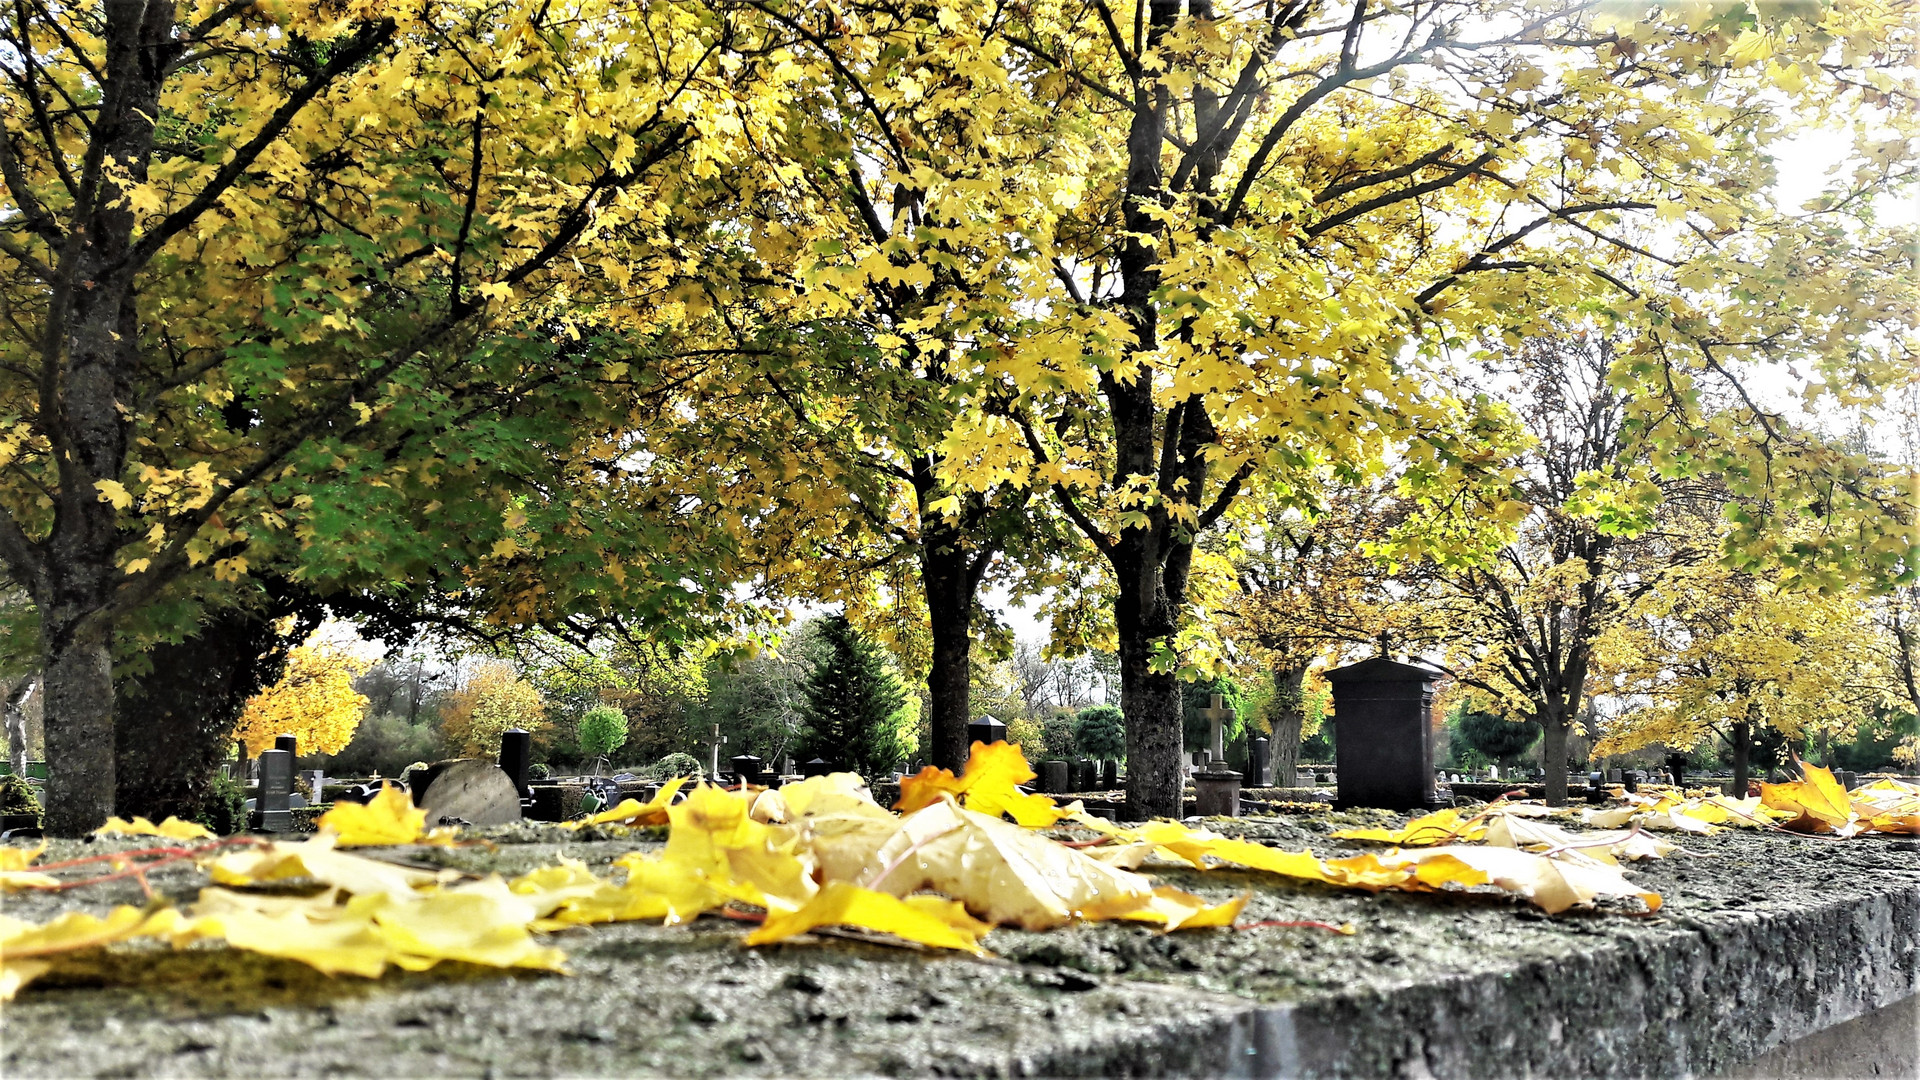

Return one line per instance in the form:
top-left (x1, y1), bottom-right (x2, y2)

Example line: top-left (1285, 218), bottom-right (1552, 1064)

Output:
top-left (232, 644), bottom-right (370, 757)
top-left (1455, 710), bottom-right (1542, 766)
top-left (440, 664), bottom-right (547, 760)
top-left (578, 706), bottom-right (631, 760)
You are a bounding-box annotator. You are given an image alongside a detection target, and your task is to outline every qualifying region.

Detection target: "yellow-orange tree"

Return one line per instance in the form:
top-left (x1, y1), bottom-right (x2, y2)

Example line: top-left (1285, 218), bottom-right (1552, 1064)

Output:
top-left (844, 0), bottom-right (1918, 817)
top-left (440, 663), bottom-right (549, 759)
top-left (232, 643), bottom-right (371, 758)
top-left (0, 0), bottom-right (798, 833)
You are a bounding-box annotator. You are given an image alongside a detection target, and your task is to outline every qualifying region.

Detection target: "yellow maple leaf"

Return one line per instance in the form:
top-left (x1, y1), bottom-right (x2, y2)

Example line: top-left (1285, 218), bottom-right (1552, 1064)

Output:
top-left (207, 836), bottom-right (450, 899)
top-left (1, 906), bottom-right (180, 1000)
top-left (662, 785), bottom-right (817, 911)
top-left (0, 843), bottom-right (58, 891)
top-left (95, 815), bottom-right (217, 840)
top-left (1332, 808), bottom-right (1486, 846)
top-left (896, 741), bottom-right (1073, 827)
top-left (745, 881), bottom-right (992, 955)
top-left (1482, 815), bottom-right (1674, 865)
top-left (1761, 761), bottom-right (1858, 834)
top-left (565, 777), bottom-right (687, 829)
top-left (861, 799), bottom-right (1153, 929)
top-left (316, 783), bottom-right (429, 845)
top-left (1377, 846), bottom-right (1663, 915)
top-left (1113, 886), bottom-right (1251, 932)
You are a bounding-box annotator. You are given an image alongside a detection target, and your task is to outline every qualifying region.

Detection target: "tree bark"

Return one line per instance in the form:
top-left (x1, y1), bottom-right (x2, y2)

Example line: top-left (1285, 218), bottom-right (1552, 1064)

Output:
top-left (1118, 613), bottom-right (1184, 821)
top-left (1730, 719), bottom-right (1751, 796)
top-left (1540, 714), bottom-right (1570, 806)
top-left (1269, 663), bottom-right (1307, 788)
top-left (920, 520), bottom-right (975, 773)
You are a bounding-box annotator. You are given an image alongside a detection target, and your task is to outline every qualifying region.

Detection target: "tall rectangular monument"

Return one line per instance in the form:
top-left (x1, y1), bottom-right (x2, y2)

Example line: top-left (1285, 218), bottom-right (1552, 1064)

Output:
top-left (1325, 657), bottom-right (1443, 811)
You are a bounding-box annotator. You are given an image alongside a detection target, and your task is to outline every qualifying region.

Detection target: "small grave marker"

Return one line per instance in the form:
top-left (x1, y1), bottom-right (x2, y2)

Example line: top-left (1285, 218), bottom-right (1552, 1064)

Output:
top-left (1041, 760), bottom-right (1069, 794)
top-left (731, 754), bottom-right (764, 787)
top-left (1101, 760), bottom-right (1118, 790)
top-left (966, 715), bottom-right (1007, 747)
top-left (498, 728), bottom-right (533, 799)
top-left (1250, 736), bottom-right (1272, 787)
top-left (418, 759), bottom-right (525, 827)
top-left (705, 724), bottom-right (728, 783)
top-left (1197, 694), bottom-right (1234, 765)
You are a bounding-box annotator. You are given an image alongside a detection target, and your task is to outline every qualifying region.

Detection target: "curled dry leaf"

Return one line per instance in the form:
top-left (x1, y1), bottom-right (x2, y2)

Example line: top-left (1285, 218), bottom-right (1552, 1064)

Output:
top-left (206, 835), bottom-right (454, 899)
top-left (95, 816), bottom-right (216, 840)
top-left (1374, 847), bottom-right (1663, 916)
top-left (1482, 814), bottom-right (1675, 865)
top-left (860, 799), bottom-right (1154, 929)
top-left (1761, 762), bottom-right (1858, 835)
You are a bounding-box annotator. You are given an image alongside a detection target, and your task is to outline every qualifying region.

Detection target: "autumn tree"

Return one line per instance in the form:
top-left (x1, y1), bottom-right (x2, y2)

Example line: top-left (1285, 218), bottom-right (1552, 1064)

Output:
top-left (440, 663), bottom-right (548, 760)
top-left (0, 0), bottom-right (798, 833)
top-left (1593, 561), bottom-right (1897, 793)
top-left (862, 0), bottom-right (1919, 817)
top-left (232, 642), bottom-right (371, 758)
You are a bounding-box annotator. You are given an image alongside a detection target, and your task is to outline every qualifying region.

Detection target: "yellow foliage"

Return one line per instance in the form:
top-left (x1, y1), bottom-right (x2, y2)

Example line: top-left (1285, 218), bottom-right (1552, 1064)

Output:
top-left (439, 662), bottom-right (548, 758)
top-left (315, 783), bottom-right (429, 846)
top-left (95, 816), bottom-right (216, 840)
top-left (0, 843), bottom-right (57, 891)
top-left (896, 740), bottom-right (1077, 827)
top-left (233, 643), bottom-right (371, 757)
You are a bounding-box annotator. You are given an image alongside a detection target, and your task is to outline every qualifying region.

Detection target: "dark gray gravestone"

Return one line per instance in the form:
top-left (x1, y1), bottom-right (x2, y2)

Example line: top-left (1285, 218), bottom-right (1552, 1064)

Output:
top-left (498, 729), bottom-right (532, 799)
top-left (1193, 764), bottom-right (1242, 817)
top-left (1325, 657), bottom-right (1442, 812)
top-left (1622, 771), bottom-right (1639, 794)
top-left (1250, 737), bottom-right (1272, 787)
top-left (802, 758), bottom-right (833, 778)
top-left (275, 733), bottom-right (298, 759)
top-left (418, 759), bottom-right (523, 827)
top-left (1071, 759), bottom-right (1095, 792)
top-left (1101, 760), bottom-right (1118, 790)
top-left (1667, 752), bottom-right (1688, 788)
top-left (731, 754), bottom-right (764, 786)
top-left (252, 749), bottom-right (293, 833)
top-left (1839, 770), bottom-right (1859, 791)
top-left (967, 715), bottom-right (1007, 747)
top-left (1042, 760), bottom-right (1069, 794)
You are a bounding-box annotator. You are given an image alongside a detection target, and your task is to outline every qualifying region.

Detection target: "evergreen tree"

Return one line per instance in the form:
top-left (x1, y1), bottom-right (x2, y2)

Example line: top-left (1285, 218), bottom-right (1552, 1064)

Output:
top-left (799, 616), bottom-right (909, 778)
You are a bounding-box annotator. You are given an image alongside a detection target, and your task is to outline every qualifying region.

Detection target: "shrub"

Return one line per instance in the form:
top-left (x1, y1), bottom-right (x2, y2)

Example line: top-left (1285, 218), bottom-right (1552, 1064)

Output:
top-left (1073, 706), bottom-right (1127, 761)
top-left (578, 705), bottom-right (630, 759)
top-left (652, 752), bottom-right (702, 780)
top-left (195, 772), bottom-right (246, 836)
top-left (1455, 710), bottom-right (1541, 768)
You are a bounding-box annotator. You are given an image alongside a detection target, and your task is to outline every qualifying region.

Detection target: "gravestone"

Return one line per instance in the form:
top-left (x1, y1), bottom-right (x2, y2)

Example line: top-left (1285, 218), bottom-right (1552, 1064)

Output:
top-left (417, 759), bottom-right (524, 827)
top-left (705, 724), bottom-right (728, 784)
top-left (1250, 736), bottom-right (1272, 787)
top-left (1325, 657), bottom-right (1443, 811)
top-left (1101, 760), bottom-right (1118, 790)
top-left (1197, 694), bottom-right (1234, 765)
top-left (1622, 770), bottom-right (1639, 794)
top-left (1609, 768), bottom-right (1624, 784)
top-left (1042, 760), bottom-right (1069, 794)
top-left (252, 749), bottom-right (293, 833)
top-left (1073, 759), bottom-right (1097, 792)
top-left (731, 754), bottom-right (765, 787)
top-left (967, 715), bottom-right (1008, 748)
top-left (498, 728), bottom-right (533, 799)
top-left (275, 733), bottom-right (298, 759)
top-left (1839, 770), bottom-right (1859, 791)
top-left (802, 758), bottom-right (833, 778)
top-left (1667, 751), bottom-right (1688, 788)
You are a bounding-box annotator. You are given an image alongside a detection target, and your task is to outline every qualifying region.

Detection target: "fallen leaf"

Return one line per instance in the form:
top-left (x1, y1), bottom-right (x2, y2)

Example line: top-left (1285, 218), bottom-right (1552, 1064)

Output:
top-left (745, 881), bottom-right (992, 955)
top-left (566, 778), bottom-right (688, 829)
top-left (0, 842), bottom-right (58, 891)
top-left (206, 835), bottom-right (450, 899)
top-left (315, 783), bottom-right (428, 846)
top-left (1376, 846), bottom-right (1663, 915)
top-left (863, 799), bottom-right (1154, 929)
top-left (1113, 886), bottom-right (1251, 932)
top-left (1, 906), bottom-right (181, 1000)
top-left (1483, 815), bottom-right (1675, 865)
top-left (896, 742), bottom-right (1074, 827)
top-left (1333, 808), bottom-right (1486, 846)
top-left (95, 815), bottom-right (217, 840)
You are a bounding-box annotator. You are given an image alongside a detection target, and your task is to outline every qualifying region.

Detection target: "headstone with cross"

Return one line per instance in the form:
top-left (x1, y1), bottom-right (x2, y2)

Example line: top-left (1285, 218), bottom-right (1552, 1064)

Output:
top-left (1198, 694), bottom-right (1234, 766)
top-left (706, 724), bottom-right (727, 783)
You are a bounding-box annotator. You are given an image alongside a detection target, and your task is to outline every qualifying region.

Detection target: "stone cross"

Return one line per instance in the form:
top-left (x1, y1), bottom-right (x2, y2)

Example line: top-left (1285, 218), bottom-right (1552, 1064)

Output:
top-left (1198, 694), bottom-right (1234, 765)
top-left (706, 724), bottom-right (727, 781)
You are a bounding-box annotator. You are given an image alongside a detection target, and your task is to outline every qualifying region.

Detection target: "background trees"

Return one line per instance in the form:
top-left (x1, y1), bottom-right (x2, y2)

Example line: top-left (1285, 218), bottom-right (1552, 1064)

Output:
top-left (798, 615), bottom-right (914, 778)
top-left (231, 643), bottom-right (370, 757)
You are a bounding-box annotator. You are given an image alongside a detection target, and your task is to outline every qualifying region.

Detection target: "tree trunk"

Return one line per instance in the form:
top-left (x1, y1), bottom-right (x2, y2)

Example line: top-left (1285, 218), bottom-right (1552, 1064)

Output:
top-left (920, 527), bottom-right (974, 774)
top-left (1269, 663), bottom-right (1307, 788)
top-left (41, 625), bottom-right (117, 836)
top-left (1540, 715), bottom-right (1570, 806)
top-left (1730, 720), bottom-right (1751, 796)
top-left (5, 675), bottom-right (37, 777)
top-left (1118, 625), bottom-right (1184, 821)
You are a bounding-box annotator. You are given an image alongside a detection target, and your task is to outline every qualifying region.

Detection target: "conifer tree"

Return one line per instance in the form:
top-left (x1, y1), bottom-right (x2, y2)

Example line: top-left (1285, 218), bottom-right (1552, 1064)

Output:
top-left (799, 616), bottom-right (909, 779)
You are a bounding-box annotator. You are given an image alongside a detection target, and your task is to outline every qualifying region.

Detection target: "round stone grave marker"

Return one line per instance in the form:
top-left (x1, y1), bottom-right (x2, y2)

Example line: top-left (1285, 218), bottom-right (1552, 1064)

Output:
top-left (419, 759), bottom-right (525, 827)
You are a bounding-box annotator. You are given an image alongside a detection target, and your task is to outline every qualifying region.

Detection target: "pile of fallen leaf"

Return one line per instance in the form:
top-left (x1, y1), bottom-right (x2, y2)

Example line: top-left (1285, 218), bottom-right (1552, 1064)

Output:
top-left (5, 748), bottom-right (1904, 1001)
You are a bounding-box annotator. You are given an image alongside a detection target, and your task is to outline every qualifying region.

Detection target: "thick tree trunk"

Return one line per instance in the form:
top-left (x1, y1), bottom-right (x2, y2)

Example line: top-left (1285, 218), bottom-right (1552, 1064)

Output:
top-left (1270, 663), bottom-right (1307, 788)
top-left (41, 627), bottom-right (117, 835)
top-left (1540, 715), bottom-right (1570, 806)
top-left (1730, 720), bottom-right (1751, 796)
top-left (920, 529), bottom-right (974, 773)
top-left (1118, 627), bottom-right (1184, 821)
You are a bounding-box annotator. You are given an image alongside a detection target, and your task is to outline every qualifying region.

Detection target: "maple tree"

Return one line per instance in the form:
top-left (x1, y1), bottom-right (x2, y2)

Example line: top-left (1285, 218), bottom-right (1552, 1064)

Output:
top-left (769, 0), bottom-right (1915, 819)
top-left (0, 0), bottom-right (823, 833)
top-left (231, 641), bottom-right (370, 758)
top-left (1592, 559), bottom-right (1898, 794)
